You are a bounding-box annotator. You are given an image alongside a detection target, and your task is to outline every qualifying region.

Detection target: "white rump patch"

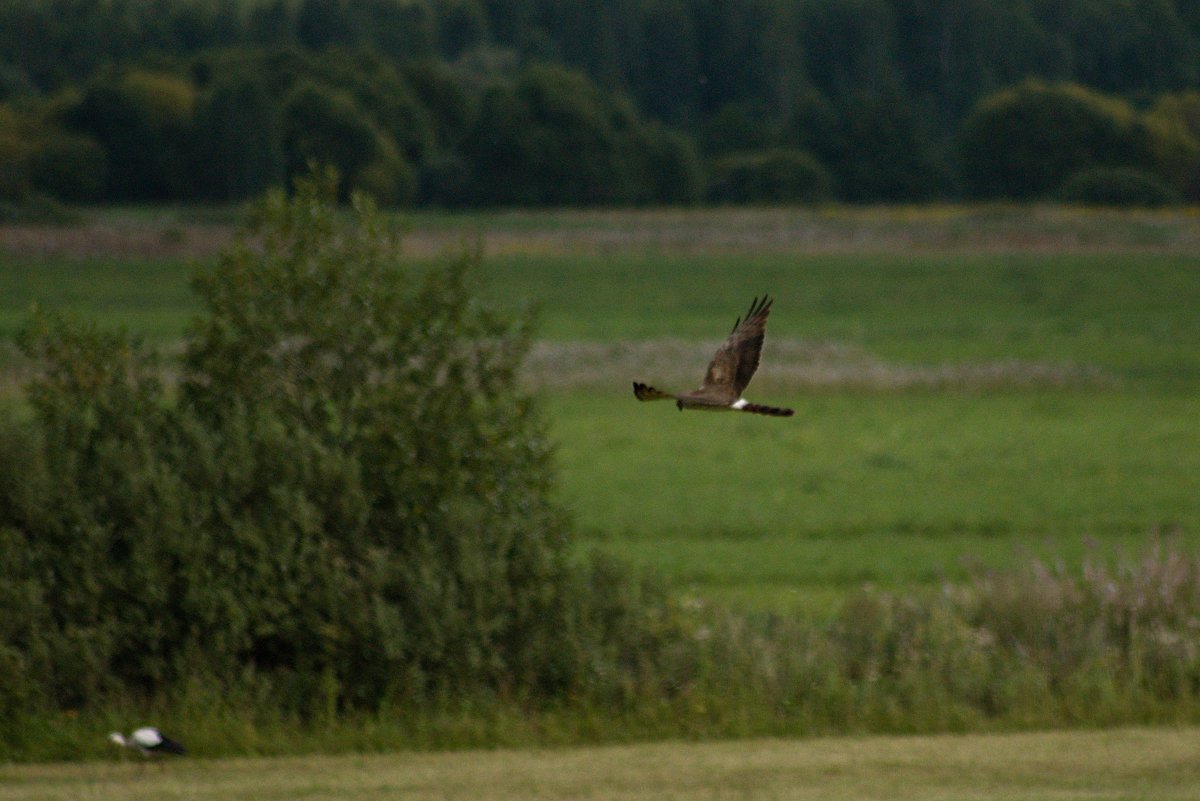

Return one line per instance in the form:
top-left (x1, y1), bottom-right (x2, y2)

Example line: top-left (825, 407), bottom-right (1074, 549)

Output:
top-left (132, 728), bottom-right (163, 747)
top-left (731, 399), bottom-right (749, 410)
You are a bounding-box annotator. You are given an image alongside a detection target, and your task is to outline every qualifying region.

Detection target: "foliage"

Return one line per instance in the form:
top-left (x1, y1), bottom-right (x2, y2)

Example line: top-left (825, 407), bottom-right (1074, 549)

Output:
top-left (0, 193), bottom-right (79, 224)
top-left (1143, 91), bottom-right (1200, 199)
top-left (0, 106), bottom-right (34, 201)
top-left (0, 169), bottom-right (636, 719)
top-left (192, 72), bottom-right (285, 201)
top-left (460, 63), bottom-right (659, 206)
top-left (280, 80), bottom-right (416, 204)
top-left (62, 70), bottom-right (196, 200)
top-left (618, 542), bottom-right (1200, 737)
top-left (708, 148), bottom-right (832, 204)
top-left (27, 132), bottom-right (107, 203)
top-left (1057, 167), bottom-right (1182, 207)
top-left (4, 1), bottom-right (1200, 205)
top-left (633, 124), bottom-right (705, 205)
top-left (958, 80), bottom-right (1157, 199)
top-left (7, 544), bottom-right (1200, 760)
top-left (819, 87), bottom-right (947, 201)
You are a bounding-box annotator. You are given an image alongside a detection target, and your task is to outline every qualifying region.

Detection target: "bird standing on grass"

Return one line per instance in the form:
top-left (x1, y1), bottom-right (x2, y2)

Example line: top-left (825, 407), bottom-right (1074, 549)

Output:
top-left (108, 727), bottom-right (187, 757)
top-left (633, 295), bottom-right (795, 417)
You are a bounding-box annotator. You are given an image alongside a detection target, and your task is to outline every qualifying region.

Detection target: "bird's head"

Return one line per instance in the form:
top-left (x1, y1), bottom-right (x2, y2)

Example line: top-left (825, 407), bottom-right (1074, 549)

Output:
top-left (108, 732), bottom-right (127, 747)
top-left (676, 399), bottom-right (683, 411)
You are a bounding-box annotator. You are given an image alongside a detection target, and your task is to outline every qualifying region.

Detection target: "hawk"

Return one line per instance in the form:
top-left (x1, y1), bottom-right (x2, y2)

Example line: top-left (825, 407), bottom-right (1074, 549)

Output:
top-left (633, 295), bottom-right (794, 417)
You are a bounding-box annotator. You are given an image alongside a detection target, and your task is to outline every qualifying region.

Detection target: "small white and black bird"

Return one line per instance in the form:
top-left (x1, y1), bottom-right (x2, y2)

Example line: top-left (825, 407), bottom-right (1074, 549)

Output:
top-left (108, 727), bottom-right (187, 757)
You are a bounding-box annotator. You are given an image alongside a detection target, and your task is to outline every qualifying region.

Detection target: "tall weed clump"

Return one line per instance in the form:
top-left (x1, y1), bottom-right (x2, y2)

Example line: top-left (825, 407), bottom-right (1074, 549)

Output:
top-left (0, 169), bottom-right (594, 730)
top-left (670, 544), bottom-right (1200, 736)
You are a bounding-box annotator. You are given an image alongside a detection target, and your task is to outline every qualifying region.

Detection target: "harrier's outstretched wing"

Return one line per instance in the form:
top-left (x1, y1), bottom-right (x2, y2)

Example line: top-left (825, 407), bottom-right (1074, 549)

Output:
top-left (632, 295), bottom-right (793, 417)
top-left (698, 295), bottom-right (772, 403)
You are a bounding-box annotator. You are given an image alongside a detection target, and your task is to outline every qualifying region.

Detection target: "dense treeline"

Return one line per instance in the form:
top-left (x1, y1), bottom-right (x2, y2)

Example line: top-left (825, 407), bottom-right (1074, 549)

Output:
top-left (2, 0), bottom-right (1200, 208)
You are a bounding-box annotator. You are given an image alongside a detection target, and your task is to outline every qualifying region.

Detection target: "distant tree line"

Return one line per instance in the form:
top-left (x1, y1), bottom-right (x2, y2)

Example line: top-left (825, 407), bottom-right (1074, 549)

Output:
top-left (2, 0), bottom-right (1200, 207)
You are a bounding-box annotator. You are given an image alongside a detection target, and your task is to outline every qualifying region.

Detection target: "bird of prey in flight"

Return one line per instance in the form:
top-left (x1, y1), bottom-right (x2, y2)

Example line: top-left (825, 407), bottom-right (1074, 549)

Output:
top-left (633, 295), bottom-right (794, 417)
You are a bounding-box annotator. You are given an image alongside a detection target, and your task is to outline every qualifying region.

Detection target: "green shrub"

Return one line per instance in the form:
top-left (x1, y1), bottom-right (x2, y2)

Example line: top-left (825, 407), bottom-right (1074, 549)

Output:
top-left (827, 88), bottom-right (946, 202)
top-left (1141, 92), bottom-right (1200, 199)
top-left (460, 64), bottom-right (671, 206)
top-left (959, 80), bottom-right (1149, 199)
top-left (633, 124), bottom-right (705, 205)
top-left (29, 133), bottom-right (107, 202)
top-left (1057, 167), bottom-right (1181, 207)
top-left (0, 62), bottom-right (35, 102)
top-left (192, 73), bottom-right (285, 201)
top-left (0, 104), bottom-right (32, 200)
top-left (63, 70), bottom-right (196, 200)
top-left (282, 81), bottom-right (385, 192)
top-left (0, 168), bottom-right (590, 715)
top-left (352, 143), bottom-right (418, 206)
top-left (0, 193), bottom-right (79, 224)
top-left (709, 148), bottom-right (833, 204)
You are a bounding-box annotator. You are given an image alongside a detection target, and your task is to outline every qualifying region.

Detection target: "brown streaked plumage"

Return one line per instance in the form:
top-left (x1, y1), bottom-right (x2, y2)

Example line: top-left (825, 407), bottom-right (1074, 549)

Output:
top-left (632, 295), bottom-right (794, 417)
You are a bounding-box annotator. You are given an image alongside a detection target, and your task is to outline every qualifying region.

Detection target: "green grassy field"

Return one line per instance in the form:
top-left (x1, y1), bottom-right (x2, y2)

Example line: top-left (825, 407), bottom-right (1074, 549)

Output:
top-left (487, 251), bottom-right (1200, 377)
top-left (4, 247), bottom-right (1200, 380)
top-left (3, 727), bottom-right (1197, 801)
top-left (556, 390), bottom-right (1200, 605)
top-left (2, 208), bottom-right (1199, 610)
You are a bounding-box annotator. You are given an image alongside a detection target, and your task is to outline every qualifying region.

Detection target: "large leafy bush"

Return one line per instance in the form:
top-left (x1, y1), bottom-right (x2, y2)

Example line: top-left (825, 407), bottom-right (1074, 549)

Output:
top-left (958, 80), bottom-right (1161, 200)
top-left (1057, 167), bottom-right (1181, 207)
top-left (0, 170), bottom-right (581, 715)
top-left (708, 148), bottom-right (833, 204)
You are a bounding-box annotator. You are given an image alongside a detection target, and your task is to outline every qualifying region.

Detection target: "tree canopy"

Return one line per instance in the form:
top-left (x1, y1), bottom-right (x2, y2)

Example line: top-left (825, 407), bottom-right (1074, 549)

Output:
top-left (2, 0), bottom-right (1200, 206)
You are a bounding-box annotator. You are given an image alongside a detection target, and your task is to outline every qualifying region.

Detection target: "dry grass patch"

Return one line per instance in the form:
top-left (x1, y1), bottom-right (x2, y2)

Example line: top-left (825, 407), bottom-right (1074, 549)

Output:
top-left (0, 222), bottom-right (236, 260)
top-left (451, 205), bottom-right (1200, 256)
top-left (525, 339), bottom-right (1113, 392)
top-left (1, 338), bottom-right (1110, 402)
top-left (4, 205), bottom-right (1200, 260)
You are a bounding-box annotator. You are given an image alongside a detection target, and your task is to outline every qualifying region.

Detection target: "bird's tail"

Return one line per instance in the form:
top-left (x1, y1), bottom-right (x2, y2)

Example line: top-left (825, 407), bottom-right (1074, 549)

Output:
top-left (158, 738), bottom-right (187, 756)
top-left (633, 382), bottom-right (674, 402)
top-left (739, 402), bottom-right (794, 417)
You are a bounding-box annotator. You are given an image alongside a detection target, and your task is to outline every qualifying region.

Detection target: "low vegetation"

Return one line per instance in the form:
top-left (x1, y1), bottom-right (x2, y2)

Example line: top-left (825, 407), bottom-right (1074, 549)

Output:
top-left (5, 544), bottom-right (1200, 762)
top-left (1, 202), bottom-right (1198, 762)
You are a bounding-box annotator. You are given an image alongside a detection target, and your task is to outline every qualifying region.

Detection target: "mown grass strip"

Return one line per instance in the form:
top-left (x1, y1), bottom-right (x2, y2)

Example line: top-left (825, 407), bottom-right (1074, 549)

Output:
top-left (2, 727), bottom-right (1197, 801)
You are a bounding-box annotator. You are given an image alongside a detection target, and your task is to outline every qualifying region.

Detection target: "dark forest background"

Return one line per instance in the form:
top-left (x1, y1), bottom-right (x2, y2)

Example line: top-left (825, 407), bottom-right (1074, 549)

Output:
top-left (3, 0), bottom-right (1200, 208)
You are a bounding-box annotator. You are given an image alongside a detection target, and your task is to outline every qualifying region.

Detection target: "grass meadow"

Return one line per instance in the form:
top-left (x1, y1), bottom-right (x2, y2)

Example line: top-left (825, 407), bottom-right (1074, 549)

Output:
top-left (3, 727), bottom-right (1199, 801)
top-left (3, 208), bottom-right (1199, 611)
top-left (4, 206), bottom-right (1200, 790)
